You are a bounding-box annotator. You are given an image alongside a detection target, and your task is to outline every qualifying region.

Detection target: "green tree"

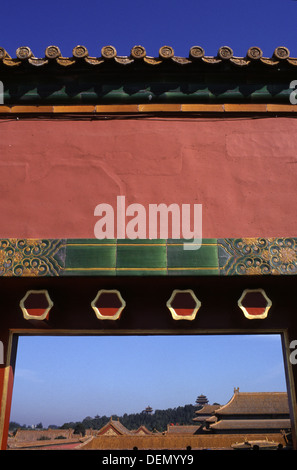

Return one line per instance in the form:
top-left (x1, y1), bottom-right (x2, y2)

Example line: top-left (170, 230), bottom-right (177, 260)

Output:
top-left (74, 422), bottom-right (85, 436)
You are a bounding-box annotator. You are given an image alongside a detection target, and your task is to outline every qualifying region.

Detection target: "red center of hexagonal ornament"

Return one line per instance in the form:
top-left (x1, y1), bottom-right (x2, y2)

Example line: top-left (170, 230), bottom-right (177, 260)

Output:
top-left (240, 291), bottom-right (267, 317)
top-left (23, 293), bottom-right (50, 318)
top-left (170, 292), bottom-right (197, 317)
top-left (94, 292), bottom-right (123, 318)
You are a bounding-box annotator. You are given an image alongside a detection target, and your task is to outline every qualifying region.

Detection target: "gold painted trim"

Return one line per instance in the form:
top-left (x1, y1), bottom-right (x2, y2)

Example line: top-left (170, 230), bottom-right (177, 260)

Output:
top-left (1, 104), bottom-right (297, 115)
top-left (238, 288), bottom-right (272, 320)
top-left (166, 289), bottom-right (201, 321)
top-left (66, 243), bottom-right (117, 246)
top-left (65, 267), bottom-right (116, 271)
top-left (91, 289), bottom-right (126, 321)
top-left (19, 290), bottom-right (53, 321)
top-left (116, 267), bottom-right (166, 271)
top-left (11, 327), bottom-right (287, 336)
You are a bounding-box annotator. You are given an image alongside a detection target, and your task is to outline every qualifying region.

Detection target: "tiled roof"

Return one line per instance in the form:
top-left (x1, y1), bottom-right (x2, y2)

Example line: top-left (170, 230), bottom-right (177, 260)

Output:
top-left (195, 404), bottom-right (221, 415)
top-left (216, 391), bottom-right (289, 416)
top-left (1, 45), bottom-right (296, 106)
top-left (131, 426), bottom-right (152, 435)
top-left (97, 418), bottom-right (131, 436)
top-left (167, 425), bottom-right (201, 434)
top-left (0, 44), bottom-right (296, 68)
top-left (210, 419), bottom-right (291, 430)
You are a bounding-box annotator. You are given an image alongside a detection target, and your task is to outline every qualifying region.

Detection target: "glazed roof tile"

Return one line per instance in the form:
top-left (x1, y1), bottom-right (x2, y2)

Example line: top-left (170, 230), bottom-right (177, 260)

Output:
top-left (0, 44), bottom-right (296, 68)
top-left (1, 45), bottom-right (296, 106)
top-left (195, 404), bottom-right (221, 415)
top-left (215, 391), bottom-right (289, 416)
top-left (210, 418), bottom-right (291, 430)
top-left (97, 418), bottom-right (131, 436)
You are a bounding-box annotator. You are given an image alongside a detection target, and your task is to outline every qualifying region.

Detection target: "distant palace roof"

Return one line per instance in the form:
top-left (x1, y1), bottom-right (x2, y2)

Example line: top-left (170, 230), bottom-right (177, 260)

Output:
top-left (215, 390), bottom-right (289, 416)
top-left (96, 418), bottom-right (152, 437)
top-left (210, 419), bottom-right (291, 431)
top-left (193, 404), bottom-right (221, 422)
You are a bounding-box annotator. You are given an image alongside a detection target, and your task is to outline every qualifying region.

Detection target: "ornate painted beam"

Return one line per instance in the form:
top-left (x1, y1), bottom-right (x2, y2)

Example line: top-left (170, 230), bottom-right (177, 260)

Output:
top-left (0, 238), bottom-right (296, 277)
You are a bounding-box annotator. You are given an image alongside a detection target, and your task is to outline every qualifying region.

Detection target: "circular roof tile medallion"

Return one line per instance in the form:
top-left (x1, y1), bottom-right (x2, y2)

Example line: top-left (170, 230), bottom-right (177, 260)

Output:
top-left (45, 45), bottom-right (61, 59)
top-left (91, 289), bottom-right (126, 320)
top-left (238, 288), bottom-right (272, 320)
top-left (20, 290), bottom-right (53, 321)
top-left (166, 289), bottom-right (201, 321)
top-left (247, 46), bottom-right (263, 60)
top-left (274, 46), bottom-right (290, 60)
top-left (0, 48), bottom-right (8, 59)
top-left (218, 46), bottom-right (233, 60)
top-left (189, 46), bottom-right (205, 60)
top-left (72, 45), bottom-right (89, 58)
top-left (16, 46), bottom-right (33, 59)
top-left (131, 45), bottom-right (146, 59)
top-left (101, 45), bottom-right (117, 59)
top-left (159, 46), bottom-right (174, 59)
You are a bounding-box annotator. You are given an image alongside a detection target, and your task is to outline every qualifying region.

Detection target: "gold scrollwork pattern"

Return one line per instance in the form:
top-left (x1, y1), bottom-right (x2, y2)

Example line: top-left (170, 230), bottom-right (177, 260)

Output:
top-left (218, 238), bottom-right (297, 275)
top-left (0, 239), bottom-right (66, 277)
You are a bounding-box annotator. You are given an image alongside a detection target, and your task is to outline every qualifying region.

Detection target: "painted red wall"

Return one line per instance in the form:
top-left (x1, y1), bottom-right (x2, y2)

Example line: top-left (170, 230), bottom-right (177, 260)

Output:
top-left (0, 116), bottom-right (296, 239)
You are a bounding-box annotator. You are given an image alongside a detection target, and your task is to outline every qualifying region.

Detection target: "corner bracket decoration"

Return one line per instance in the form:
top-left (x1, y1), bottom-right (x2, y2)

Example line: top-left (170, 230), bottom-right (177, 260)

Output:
top-left (20, 289), bottom-right (53, 321)
top-left (166, 289), bottom-right (201, 321)
top-left (238, 288), bottom-right (272, 320)
top-left (91, 289), bottom-right (126, 320)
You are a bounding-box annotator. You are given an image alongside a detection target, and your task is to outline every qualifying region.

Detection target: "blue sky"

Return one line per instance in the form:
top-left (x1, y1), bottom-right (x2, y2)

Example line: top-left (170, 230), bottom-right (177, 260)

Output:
top-left (3, 0), bottom-right (292, 427)
top-left (1, 0), bottom-right (297, 59)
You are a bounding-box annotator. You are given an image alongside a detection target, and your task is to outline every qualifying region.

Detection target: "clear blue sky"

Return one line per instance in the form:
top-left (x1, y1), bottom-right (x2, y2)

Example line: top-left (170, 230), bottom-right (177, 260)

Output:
top-left (4, 0), bottom-right (291, 428)
top-left (1, 0), bottom-right (297, 59)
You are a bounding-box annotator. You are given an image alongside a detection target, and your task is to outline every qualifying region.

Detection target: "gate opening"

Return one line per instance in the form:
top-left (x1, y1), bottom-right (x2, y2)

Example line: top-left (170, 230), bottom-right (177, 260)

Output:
top-left (8, 333), bottom-right (291, 450)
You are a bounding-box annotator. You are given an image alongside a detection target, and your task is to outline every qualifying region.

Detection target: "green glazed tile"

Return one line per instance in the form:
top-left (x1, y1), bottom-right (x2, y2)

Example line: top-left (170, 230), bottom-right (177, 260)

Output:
top-left (62, 268), bottom-right (116, 276)
top-left (64, 240), bottom-right (116, 275)
top-left (116, 268), bottom-right (167, 276)
top-left (167, 239), bottom-right (219, 274)
top-left (167, 268), bottom-right (219, 276)
top-left (116, 240), bottom-right (167, 271)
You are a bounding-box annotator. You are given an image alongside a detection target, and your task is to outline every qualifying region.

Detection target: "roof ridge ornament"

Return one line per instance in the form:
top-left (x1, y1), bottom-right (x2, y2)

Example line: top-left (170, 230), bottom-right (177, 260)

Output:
top-left (16, 46), bottom-right (33, 60)
top-left (189, 46), bottom-right (205, 60)
top-left (247, 46), bottom-right (263, 60)
top-left (101, 45), bottom-right (117, 59)
top-left (45, 45), bottom-right (61, 59)
top-left (159, 45), bottom-right (174, 59)
top-left (0, 44), bottom-right (295, 68)
top-left (0, 47), bottom-right (10, 59)
top-left (72, 45), bottom-right (88, 59)
top-left (218, 46), bottom-right (233, 60)
top-left (130, 45), bottom-right (146, 60)
top-left (274, 46), bottom-right (290, 60)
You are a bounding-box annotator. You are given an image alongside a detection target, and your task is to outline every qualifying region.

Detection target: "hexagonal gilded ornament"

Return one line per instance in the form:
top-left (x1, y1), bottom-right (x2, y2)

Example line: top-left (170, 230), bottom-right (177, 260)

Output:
top-left (166, 289), bottom-right (201, 321)
top-left (238, 289), bottom-right (272, 320)
top-left (91, 289), bottom-right (126, 320)
top-left (20, 290), bottom-right (53, 321)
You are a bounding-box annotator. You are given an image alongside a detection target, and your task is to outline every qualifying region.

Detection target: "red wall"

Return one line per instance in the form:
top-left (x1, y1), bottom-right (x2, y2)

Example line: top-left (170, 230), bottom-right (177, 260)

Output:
top-left (0, 116), bottom-right (296, 239)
